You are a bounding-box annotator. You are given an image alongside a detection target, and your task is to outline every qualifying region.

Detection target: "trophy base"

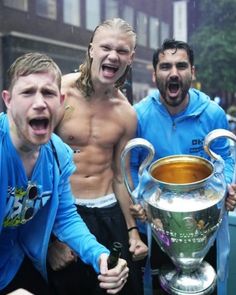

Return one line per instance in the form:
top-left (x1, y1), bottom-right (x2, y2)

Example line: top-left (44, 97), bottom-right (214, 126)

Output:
top-left (159, 261), bottom-right (216, 295)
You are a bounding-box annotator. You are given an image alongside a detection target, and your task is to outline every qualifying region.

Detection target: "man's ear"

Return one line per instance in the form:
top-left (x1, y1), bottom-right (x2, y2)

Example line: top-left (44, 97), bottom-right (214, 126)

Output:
top-left (191, 66), bottom-right (196, 80)
top-left (2, 90), bottom-right (11, 108)
top-left (128, 50), bottom-right (135, 65)
top-left (89, 43), bottom-right (93, 59)
top-left (60, 93), bottom-right (65, 105)
top-left (152, 71), bottom-right (156, 84)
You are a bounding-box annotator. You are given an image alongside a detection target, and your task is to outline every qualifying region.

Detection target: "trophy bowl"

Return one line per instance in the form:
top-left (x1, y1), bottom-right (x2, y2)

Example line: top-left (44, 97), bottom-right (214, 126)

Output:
top-left (144, 155), bottom-right (225, 295)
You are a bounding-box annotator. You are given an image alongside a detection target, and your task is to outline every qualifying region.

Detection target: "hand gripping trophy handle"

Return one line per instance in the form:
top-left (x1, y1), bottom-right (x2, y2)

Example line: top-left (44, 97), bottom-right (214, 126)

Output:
top-left (120, 138), bottom-right (155, 202)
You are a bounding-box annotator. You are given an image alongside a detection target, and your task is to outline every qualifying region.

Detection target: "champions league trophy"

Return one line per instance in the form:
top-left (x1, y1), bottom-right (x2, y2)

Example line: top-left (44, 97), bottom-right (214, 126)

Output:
top-left (121, 129), bottom-right (236, 295)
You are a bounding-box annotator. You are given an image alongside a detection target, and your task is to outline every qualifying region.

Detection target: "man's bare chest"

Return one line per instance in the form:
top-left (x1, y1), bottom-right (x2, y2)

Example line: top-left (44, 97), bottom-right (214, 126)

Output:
top-left (58, 104), bottom-right (124, 147)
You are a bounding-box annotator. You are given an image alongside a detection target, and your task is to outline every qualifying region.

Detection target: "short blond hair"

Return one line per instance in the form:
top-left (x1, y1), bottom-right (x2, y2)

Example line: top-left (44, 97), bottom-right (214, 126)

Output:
top-left (7, 52), bottom-right (62, 91)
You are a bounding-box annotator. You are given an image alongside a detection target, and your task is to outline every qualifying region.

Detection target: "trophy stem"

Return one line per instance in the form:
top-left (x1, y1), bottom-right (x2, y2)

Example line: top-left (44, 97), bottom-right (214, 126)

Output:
top-left (159, 261), bottom-right (216, 295)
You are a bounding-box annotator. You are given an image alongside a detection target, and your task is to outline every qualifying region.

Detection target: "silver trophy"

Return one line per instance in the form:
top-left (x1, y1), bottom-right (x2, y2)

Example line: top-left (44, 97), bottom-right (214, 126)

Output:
top-left (121, 129), bottom-right (236, 295)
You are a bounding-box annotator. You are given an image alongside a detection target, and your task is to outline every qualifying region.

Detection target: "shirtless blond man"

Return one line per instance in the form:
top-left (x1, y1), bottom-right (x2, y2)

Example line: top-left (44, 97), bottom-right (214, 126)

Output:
top-left (47, 18), bottom-right (148, 295)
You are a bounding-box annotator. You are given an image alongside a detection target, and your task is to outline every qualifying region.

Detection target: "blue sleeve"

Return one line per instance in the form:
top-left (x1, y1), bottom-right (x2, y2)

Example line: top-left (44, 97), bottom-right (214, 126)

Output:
top-left (224, 156), bottom-right (234, 184)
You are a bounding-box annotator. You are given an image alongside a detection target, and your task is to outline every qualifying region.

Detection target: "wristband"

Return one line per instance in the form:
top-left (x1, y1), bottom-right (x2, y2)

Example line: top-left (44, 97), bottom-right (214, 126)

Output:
top-left (128, 226), bottom-right (138, 232)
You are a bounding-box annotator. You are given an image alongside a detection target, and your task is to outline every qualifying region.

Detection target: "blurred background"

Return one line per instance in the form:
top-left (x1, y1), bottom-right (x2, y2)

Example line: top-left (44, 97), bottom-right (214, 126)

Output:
top-left (0, 0), bottom-right (235, 110)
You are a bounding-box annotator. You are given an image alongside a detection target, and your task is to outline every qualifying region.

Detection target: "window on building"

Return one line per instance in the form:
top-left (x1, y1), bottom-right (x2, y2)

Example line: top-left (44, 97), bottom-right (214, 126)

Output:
top-left (137, 12), bottom-right (147, 47)
top-left (104, 0), bottom-right (119, 19)
top-left (122, 5), bottom-right (134, 27)
top-left (160, 21), bottom-right (170, 43)
top-left (63, 0), bottom-right (81, 26)
top-left (3, 0), bottom-right (28, 11)
top-left (149, 17), bottom-right (159, 49)
top-left (36, 0), bottom-right (57, 20)
top-left (86, 0), bottom-right (101, 31)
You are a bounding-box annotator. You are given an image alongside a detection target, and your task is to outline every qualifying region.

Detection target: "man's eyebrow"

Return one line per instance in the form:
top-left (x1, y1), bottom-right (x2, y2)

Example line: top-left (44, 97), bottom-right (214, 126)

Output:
top-left (176, 61), bottom-right (189, 67)
top-left (20, 85), bottom-right (36, 91)
top-left (159, 62), bottom-right (171, 66)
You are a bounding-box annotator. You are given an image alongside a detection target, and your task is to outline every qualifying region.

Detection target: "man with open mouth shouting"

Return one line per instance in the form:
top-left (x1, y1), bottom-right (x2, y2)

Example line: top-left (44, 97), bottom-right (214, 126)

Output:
top-left (47, 18), bottom-right (148, 295)
top-left (0, 52), bottom-right (129, 295)
top-left (130, 39), bottom-right (236, 295)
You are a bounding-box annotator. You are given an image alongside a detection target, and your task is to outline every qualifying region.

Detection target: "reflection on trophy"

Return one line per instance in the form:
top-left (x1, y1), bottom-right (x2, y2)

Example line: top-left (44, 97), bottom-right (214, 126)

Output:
top-left (121, 129), bottom-right (236, 295)
top-left (146, 155), bottom-right (224, 295)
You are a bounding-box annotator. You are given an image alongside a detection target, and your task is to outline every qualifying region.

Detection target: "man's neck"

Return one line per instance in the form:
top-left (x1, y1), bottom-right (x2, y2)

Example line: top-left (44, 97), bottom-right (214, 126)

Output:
top-left (90, 83), bottom-right (117, 101)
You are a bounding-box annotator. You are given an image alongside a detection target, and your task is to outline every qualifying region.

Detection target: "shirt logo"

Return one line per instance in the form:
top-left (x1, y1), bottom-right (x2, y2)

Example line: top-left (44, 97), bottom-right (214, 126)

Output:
top-left (189, 138), bottom-right (204, 154)
top-left (4, 183), bottom-right (52, 227)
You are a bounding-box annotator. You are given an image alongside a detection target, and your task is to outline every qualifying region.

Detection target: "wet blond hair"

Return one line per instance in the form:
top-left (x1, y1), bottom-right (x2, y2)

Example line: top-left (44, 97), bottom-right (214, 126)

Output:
top-left (77, 18), bottom-right (136, 97)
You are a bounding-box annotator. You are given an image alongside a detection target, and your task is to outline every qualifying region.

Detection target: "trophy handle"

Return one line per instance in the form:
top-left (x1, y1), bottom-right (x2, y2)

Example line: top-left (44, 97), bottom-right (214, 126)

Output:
top-left (121, 138), bottom-right (155, 200)
top-left (204, 128), bottom-right (236, 160)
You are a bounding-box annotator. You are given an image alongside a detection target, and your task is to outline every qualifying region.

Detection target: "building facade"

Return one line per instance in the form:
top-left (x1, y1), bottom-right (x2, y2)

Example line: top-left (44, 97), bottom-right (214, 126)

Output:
top-left (0, 0), bottom-right (177, 111)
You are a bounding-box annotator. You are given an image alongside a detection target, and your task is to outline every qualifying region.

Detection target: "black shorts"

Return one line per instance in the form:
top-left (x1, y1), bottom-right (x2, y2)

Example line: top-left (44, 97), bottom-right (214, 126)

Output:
top-left (48, 203), bottom-right (144, 295)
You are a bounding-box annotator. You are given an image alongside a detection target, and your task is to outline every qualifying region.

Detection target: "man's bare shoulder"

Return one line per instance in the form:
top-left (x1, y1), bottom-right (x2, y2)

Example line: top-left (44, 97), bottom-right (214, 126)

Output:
top-left (62, 72), bottom-right (80, 89)
top-left (117, 90), bottom-right (135, 110)
top-left (116, 90), bottom-right (137, 122)
top-left (61, 72), bottom-right (84, 102)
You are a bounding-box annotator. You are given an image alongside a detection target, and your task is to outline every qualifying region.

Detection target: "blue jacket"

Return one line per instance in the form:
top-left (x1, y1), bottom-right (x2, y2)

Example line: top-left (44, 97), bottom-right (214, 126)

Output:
top-left (130, 89), bottom-right (234, 295)
top-left (131, 88), bottom-right (234, 186)
top-left (0, 113), bottom-right (109, 289)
